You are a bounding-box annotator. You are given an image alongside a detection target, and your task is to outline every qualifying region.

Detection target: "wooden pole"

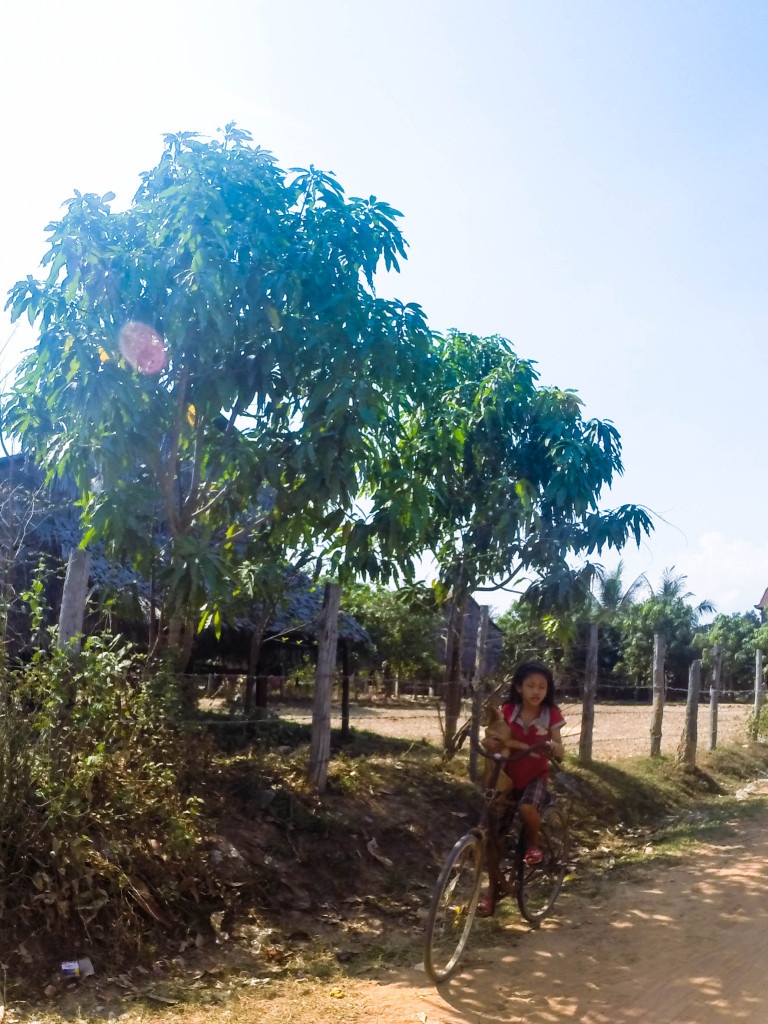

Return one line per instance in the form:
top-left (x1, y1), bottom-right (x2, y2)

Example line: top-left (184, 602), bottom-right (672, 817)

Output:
top-left (754, 648), bottom-right (764, 736)
top-left (340, 639), bottom-right (351, 743)
top-left (579, 621), bottom-right (599, 764)
top-left (468, 606), bottom-right (489, 784)
top-left (708, 643), bottom-right (723, 751)
top-left (677, 659), bottom-right (701, 765)
top-left (57, 545), bottom-right (91, 654)
top-left (649, 633), bottom-right (666, 757)
top-left (308, 583), bottom-right (342, 793)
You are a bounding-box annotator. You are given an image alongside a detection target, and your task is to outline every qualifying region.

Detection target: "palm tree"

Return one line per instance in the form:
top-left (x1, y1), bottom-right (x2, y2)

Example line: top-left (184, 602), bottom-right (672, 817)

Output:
top-left (653, 567), bottom-right (715, 621)
top-left (595, 562), bottom-right (650, 615)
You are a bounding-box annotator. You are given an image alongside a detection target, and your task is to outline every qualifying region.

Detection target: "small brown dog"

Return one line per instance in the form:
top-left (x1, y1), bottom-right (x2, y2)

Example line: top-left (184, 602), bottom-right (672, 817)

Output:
top-left (481, 704), bottom-right (516, 795)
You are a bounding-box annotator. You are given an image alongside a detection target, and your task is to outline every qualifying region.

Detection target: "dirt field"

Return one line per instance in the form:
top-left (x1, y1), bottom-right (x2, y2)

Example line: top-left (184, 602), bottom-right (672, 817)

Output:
top-left (278, 700), bottom-right (752, 760)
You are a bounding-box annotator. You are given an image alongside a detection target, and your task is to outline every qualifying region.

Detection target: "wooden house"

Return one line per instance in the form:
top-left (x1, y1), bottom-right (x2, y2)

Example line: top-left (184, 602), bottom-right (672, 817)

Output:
top-left (437, 595), bottom-right (504, 683)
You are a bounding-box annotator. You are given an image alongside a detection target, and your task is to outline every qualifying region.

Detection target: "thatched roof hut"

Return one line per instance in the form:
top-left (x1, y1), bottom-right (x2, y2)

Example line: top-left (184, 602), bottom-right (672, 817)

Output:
top-left (0, 454), bottom-right (368, 671)
top-left (191, 571), bottom-right (369, 676)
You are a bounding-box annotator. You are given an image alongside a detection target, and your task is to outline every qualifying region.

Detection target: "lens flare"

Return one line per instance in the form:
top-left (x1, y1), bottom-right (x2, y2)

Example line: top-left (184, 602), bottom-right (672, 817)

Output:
top-left (118, 322), bottom-right (166, 374)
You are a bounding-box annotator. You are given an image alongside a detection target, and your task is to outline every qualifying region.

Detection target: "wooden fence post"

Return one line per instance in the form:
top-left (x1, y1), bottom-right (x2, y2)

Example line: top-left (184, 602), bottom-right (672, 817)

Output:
top-left (579, 621), bottom-right (599, 764)
top-left (58, 545), bottom-right (91, 654)
top-left (340, 639), bottom-right (351, 743)
top-left (468, 606), bottom-right (489, 785)
top-left (708, 643), bottom-right (723, 752)
top-left (649, 633), bottom-right (666, 757)
top-left (677, 659), bottom-right (701, 765)
top-left (753, 648), bottom-right (764, 738)
top-left (308, 583), bottom-right (342, 793)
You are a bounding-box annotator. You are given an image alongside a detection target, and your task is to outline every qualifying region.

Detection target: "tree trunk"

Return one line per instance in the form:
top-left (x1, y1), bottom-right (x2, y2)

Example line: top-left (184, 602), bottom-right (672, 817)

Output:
top-left (468, 606), bottom-right (489, 784)
top-left (677, 659), bottom-right (701, 765)
top-left (649, 633), bottom-right (666, 757)
top-left (254, 675), bottom-right (269, 709)
top-left (308, 583), bottom-right (342, 793)
top-left (382, 662), bottom-right (393, 700)
top-left (0, 483), bottom-right (21, 640)
top-left (57, 545), bottom-right (91, 654)
top-left (165, 612), bottom-right (196, 710)
top-left (579, 621), bottom-right (599, 764)
top-left (443, 600), bottom-right (465, 754)
top-left (708, 643), bottom-right (723, 751)
top-left (245, 607), bottom-right (271, 715)
top-left (147, 559), bottom-right (160, 656)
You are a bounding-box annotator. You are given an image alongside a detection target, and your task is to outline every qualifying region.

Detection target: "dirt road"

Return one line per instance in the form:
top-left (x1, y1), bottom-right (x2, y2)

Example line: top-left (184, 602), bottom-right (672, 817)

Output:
top-left (260, 794), bottom-right (768, 1024)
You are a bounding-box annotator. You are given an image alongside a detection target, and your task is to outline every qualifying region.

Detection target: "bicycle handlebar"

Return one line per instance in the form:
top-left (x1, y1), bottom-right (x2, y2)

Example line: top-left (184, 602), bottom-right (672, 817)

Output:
top-left (471, 736), bottom-right (553, 764)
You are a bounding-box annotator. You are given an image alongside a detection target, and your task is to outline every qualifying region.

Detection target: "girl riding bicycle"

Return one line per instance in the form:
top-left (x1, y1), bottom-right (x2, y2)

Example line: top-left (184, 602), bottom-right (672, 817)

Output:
top-left (478, 660), bottom-right (565, 917)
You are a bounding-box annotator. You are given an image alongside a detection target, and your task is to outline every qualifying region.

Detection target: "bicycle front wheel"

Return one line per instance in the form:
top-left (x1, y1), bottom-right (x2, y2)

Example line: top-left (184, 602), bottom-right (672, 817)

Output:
top-left (516, 805), bottom-right (569, 925)
top-left (423, 831), bottom-right (484, 983)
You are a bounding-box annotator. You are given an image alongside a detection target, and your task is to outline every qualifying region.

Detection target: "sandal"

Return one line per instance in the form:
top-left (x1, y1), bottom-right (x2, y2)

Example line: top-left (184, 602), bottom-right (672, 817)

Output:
top-left (476, 896), bottom-right (496, 918)
top-left (525, 847), bottom-right (543, 866)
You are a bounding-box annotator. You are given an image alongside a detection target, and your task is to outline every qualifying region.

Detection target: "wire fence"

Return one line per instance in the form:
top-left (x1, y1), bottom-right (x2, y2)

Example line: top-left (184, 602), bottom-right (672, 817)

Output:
top-left (557, 682), bottom-right (757, 704)
top-left (252, 697), bottom-right (752, 760)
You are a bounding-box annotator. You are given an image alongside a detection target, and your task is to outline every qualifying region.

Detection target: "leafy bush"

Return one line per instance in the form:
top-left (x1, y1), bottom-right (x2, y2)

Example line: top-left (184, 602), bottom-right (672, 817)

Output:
top-left (747, 701), bottom-right (768, 740)
top-left (0, 633), bottom-right (210, 960)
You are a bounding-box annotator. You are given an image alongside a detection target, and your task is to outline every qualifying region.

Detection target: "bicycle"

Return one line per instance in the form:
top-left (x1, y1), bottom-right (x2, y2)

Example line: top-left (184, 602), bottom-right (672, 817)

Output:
top-left (422, 741), bottom-right (571, 984)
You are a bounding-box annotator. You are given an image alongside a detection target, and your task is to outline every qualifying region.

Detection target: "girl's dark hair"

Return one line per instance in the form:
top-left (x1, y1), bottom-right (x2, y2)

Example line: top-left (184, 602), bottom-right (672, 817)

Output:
top-left (508, 661), bottom-right (556, 707)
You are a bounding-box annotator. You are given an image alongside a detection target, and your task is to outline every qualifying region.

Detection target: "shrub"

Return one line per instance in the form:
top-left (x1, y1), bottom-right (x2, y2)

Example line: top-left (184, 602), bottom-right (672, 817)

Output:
top-left (747, 702), bottom-right (768, 741)
top-left (0, 633), bottom-right (210, 961)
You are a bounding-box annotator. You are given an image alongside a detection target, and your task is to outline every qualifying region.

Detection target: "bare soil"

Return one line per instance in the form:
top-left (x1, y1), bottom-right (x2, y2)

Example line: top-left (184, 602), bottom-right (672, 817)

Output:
top-left (277, 698), bottom-right (751, 761)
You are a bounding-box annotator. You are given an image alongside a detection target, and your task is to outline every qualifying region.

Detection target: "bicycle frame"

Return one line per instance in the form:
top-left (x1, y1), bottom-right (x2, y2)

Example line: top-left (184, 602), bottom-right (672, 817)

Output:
top-left (422, 739), bottom-right (570, 983)
top-left (474, 740), bottom-right (551, 897)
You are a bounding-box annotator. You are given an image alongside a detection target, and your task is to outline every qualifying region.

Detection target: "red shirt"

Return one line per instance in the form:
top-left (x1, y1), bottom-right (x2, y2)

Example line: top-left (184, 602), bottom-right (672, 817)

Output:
top-left (501, 703), bottom-right (565, 790)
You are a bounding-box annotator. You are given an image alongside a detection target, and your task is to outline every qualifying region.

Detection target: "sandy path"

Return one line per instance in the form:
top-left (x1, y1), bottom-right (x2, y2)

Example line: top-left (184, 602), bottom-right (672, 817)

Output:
top-left (309, 799), bottom-right (768, 1024)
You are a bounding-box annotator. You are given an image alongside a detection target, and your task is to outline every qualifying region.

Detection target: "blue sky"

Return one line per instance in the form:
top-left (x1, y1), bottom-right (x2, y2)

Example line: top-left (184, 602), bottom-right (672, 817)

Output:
top-left (2, 0), bottom-right (767, 616)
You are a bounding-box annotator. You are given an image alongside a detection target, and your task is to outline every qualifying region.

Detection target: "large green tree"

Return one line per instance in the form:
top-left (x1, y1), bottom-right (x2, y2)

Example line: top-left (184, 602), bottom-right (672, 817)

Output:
top-left (496, 600), bottom-right (567, 677)
top-left (695, 611), bottom-right (762, 696)
top-left (341, 581), bottom-right (441, 690)
top-left (406, 331), bottom-right (653, 745)
top-left (4, 127), bottom-right (435, 662)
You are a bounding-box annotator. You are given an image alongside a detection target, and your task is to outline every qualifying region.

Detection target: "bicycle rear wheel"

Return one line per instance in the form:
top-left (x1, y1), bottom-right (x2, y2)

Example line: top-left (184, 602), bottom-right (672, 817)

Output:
top-left (516, 805), bottom-right (569, 925)
top-left (423, 831), bottom-right (484, 983)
